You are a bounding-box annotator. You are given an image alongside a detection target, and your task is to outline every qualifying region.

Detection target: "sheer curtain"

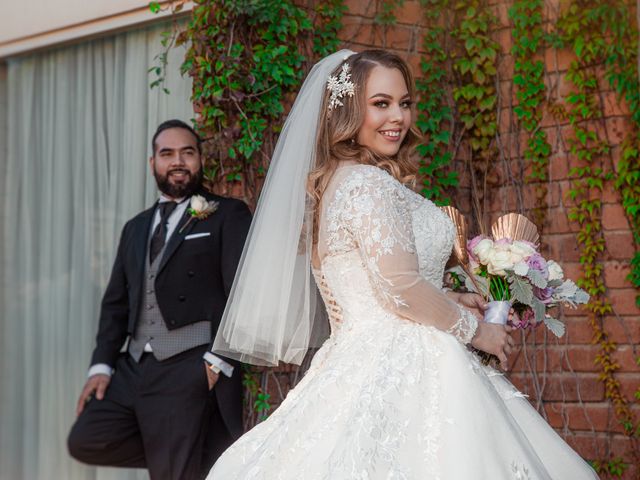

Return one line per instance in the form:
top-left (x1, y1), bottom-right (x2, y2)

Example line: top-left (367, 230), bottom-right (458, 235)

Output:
top-left (0, 23), bottom-right (193, 480)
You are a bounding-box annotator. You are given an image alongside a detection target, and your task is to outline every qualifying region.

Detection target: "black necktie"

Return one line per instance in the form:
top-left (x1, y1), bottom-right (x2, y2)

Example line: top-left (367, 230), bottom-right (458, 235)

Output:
top-left (149, 201), bottom-right (178, 264)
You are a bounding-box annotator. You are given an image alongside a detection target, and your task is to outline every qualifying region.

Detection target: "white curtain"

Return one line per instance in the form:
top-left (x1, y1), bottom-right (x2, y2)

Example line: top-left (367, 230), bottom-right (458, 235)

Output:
top-left (0, 23), bottom-right (193, 480)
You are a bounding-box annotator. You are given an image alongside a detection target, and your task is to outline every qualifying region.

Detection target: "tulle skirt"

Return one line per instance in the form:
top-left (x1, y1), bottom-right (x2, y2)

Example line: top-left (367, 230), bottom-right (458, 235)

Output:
top-left (208, 310), bottom-right (598, 479)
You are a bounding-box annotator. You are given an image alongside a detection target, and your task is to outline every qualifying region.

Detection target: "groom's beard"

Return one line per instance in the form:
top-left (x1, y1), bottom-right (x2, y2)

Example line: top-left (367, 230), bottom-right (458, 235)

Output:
top-left (154, 166), bottom-right (204, 199)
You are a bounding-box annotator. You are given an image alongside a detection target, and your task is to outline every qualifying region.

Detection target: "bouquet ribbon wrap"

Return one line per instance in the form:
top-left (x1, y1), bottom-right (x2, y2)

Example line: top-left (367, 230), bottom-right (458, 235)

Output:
top-left (484, 301), bottom-right (511, 325)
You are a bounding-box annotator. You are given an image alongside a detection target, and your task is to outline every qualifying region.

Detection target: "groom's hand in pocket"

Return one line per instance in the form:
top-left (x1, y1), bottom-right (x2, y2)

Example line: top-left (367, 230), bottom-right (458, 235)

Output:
top-left (76, 374), bottom-right (111, 417)
top-left (204, 362), bottom-right (220, 391)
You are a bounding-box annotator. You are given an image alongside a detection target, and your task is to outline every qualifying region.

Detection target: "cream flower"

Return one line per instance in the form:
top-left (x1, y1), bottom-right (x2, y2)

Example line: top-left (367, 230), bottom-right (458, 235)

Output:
top-left (485, 249), bottom-right (514, 276)
top-left (473, 238), bottom-right (494, 264)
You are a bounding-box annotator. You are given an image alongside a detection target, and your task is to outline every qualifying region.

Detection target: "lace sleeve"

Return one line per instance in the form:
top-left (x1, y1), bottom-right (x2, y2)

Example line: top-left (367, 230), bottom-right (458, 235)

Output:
top-left (325, 165), bottom-right (477, 344)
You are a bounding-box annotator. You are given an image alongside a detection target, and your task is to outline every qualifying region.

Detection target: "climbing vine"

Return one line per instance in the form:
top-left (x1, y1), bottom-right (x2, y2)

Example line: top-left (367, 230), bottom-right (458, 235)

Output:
top-left (176, 0), bottom-right (345, 202)
top-left (558, 0), bottom-right (640, 473)
top-left (451, 0), bottom-right (499, 226)
top-left (509, 0), bottom-right (551, 229)
top-left (415, 0), bottom-right (458, 204)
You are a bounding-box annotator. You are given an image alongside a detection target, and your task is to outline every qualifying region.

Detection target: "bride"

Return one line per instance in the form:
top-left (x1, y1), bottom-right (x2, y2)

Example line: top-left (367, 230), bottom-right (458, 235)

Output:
top-left (207, 49), bottom-right (598, 479)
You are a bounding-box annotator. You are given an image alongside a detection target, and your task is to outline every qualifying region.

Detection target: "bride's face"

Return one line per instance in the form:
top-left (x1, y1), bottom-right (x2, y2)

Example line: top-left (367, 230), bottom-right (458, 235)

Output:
top-left (356, 66), bottom-right (412, 157)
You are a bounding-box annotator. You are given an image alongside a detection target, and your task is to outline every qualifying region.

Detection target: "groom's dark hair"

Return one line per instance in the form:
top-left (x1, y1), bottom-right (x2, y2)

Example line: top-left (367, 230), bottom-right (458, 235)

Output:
top-left (152, 119), bottom-right (202, 155)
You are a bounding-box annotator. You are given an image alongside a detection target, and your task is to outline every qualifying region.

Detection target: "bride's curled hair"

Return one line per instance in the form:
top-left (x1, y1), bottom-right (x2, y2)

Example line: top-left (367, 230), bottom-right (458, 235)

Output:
top-left (308, 49), bottom-right (422, 233)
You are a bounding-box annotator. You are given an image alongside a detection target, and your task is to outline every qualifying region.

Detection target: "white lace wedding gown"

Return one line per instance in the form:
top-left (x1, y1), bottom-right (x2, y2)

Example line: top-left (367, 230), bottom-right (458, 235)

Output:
top-left (208, 164), bottom-right (597, 479)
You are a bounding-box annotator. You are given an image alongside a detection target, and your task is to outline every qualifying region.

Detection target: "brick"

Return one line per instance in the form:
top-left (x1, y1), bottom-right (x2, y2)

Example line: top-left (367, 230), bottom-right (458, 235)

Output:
top-left (543, 208), bottom-right (581, 234)
top-left (339, 16), bottom-right (378, 46)
top-left (544, 46), bottom-right (576, 73)
top-left (544, 401), bottom-right (614, 432)
top-left (602, 204), bottom-right (631, 231)
top-left (604, 231), bottom-right (635, 261)
top-left (611, 345), bottom-right (640, 373)
top-left (563, 317), bottom-right (597, 344)
top-left (342, 0), bottom-right (376, 18)
top-left (497, 53), bottom-right (514, 79)
top-left (602, 315), bottom-right (640, 344)
top-left (602, 183), bottom-right (621, 204)
top-left (546, 233), bottom-right (582, 262)
top-left (393, 0), bottom-right (425, 26)
top-left (494, 27), bottom-right (513, 55)
top-left (493, 1), bottom-right (511, 28)
top-left (564, 432), bottom-right (612, 461)
top-left (618, 372), bottom-right (640, 403)
top-left (602, 90), bottom-right (631, 118)
top-left (556, 71), bottom-right (576, 98)
top-left (604, 115), bottom-right (633, 146)
top-left (549, 155), bottom-right (570, 181)
top-left (383, 25), bottom-right (414, 51)
top-left (609, 288), bottom-right (640, 315)
top-left (604, 261), bottom-right (633, 288)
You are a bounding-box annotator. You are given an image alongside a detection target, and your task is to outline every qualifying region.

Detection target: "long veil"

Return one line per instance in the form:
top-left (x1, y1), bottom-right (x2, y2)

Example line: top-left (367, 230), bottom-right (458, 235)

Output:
top-left (212, 50), bottom-right (355, 366)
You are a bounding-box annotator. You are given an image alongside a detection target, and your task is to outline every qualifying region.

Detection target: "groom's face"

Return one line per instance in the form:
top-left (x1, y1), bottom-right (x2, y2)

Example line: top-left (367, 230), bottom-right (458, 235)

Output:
top-left (150, 127), bottom-right (204, 200)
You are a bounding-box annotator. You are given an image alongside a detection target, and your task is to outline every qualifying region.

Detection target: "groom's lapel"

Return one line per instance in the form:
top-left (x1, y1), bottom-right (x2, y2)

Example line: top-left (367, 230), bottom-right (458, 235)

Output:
top-left (157, 208), bottom-right (197, 274)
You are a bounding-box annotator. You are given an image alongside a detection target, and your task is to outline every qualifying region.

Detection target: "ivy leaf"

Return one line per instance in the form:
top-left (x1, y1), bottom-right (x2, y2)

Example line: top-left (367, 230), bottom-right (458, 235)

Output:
top-left (149, 1), bottom-right (161, 14)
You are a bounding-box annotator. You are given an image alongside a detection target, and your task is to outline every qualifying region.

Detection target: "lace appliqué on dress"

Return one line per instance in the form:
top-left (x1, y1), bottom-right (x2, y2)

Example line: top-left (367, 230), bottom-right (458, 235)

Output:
top-left (325, 166), bottom-right (415, 309)
top-left (447, 306), bottom-right (478, 344)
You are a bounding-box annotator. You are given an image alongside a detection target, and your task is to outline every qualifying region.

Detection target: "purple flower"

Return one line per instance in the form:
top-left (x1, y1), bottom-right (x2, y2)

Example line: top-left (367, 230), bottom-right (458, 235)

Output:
top-left (533, 286), bottom-right (554, 304)
top-left (509, 308), bottom-right (534, 329)
top-left (527, 253), bottom-right (549, 278)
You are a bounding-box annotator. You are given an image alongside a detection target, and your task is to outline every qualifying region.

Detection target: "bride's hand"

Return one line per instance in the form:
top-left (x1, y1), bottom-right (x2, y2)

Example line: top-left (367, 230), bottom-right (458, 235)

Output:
top-left (470, 322), bottom-right (514, 370)
top-left (457, 293), bottom-right (487, 320)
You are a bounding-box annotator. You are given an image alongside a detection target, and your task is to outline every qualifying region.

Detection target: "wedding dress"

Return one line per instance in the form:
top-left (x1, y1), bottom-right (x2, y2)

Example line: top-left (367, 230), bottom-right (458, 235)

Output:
top-left (208, 164), bottom-right (597, 479)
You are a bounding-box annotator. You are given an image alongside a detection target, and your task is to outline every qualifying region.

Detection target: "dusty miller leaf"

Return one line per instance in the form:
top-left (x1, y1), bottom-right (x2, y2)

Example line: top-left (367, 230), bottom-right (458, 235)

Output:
top-left (527, 269), bottom-right (548, 289)
top-left (544, 316), bottom-right (566, 337)
top-left (532, 298), bottom-right (546, 323)
top-left (507, 275), bottom-right (533, 306)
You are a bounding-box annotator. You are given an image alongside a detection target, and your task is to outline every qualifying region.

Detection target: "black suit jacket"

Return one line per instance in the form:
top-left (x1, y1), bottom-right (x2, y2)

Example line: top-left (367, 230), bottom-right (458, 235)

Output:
top-left (90, 190), bottom-right (251, 437)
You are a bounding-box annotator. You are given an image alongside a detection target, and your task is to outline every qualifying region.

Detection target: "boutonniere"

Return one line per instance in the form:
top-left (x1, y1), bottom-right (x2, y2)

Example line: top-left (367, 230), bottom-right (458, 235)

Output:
top-left (179, 195), bottom-right (219, 233)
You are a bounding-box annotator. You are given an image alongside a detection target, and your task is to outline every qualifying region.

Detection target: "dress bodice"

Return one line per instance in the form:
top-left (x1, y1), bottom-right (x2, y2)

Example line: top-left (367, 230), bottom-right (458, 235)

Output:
top-left (314, 164), bottom-right (458, 336)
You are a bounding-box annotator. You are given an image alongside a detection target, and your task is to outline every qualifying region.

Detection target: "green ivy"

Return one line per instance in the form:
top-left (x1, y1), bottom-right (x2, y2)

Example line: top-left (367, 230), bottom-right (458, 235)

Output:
top-left (415, 0), bottom-right (458, 204)
top-left (509, 0), bottom-right (551, 229)
top-left (451, 1), bottom-right (499, 162)
top-left (242, 365), bottom-right (271, 421)
top-left (559, 0), bottom-right (639, 470)
top-left (375, 0), bottom-right (405, 25)
top-left (177, 0), bottom-right (345, 197)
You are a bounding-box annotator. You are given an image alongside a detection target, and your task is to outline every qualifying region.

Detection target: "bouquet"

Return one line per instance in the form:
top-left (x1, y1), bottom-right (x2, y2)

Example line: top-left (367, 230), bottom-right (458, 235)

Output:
top-left (442, 211), bottom-right (589, 337)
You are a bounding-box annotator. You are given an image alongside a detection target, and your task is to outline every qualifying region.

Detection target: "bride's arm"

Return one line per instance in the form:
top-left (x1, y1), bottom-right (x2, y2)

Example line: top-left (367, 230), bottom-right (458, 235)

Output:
top-left (328, 167), bottom-right (511, 363)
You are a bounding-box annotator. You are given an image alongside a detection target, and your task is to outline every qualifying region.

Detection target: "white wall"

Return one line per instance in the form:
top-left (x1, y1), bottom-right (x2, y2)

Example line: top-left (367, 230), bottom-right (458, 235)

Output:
top-left (0, 0), bottom-right (191, 58)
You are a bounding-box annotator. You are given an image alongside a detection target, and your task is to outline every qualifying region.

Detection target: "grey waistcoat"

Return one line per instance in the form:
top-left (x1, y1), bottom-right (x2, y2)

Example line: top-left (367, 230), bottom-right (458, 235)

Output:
top-left (128, 239), bottom-right (211, 362)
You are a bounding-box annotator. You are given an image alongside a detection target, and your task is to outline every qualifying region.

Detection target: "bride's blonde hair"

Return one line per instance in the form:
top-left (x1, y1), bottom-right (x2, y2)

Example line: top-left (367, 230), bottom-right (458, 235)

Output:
top-left (307, 50), bottom-right (421, 239)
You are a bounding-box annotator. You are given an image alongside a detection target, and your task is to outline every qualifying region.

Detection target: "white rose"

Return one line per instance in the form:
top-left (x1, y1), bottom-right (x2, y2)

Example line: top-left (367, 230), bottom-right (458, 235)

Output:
top-left (547, 260), bottom-right (564, 281)
top-left (485, 249), bottom-right (514, 276)
top-left (473, 239), bottom-right (494, 264)
top-left (190, 194), bottom-right (207, 212)
top-left (510, 240), bottom-right (536, 258)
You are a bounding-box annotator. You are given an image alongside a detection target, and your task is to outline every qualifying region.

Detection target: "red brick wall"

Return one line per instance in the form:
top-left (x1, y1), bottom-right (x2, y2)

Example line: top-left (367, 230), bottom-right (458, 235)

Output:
top-left (335, 0), bottom-right (639, 476)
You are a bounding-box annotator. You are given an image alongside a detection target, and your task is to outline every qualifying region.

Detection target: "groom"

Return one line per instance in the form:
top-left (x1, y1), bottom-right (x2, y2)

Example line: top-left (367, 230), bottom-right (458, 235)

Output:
top-left (68, 120), bottom-right (251, 479)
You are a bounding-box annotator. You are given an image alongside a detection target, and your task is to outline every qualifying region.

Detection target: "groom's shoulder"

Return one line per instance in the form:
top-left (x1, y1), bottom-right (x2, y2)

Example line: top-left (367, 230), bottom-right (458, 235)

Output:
top-left (201, 191), bottom-right (251, 216)
top-left (122, 204), bottom-right (155, 230)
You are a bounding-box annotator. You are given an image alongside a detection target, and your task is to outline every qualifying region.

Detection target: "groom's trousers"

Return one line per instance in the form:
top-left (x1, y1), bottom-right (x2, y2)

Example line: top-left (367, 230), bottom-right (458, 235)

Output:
top-left (68, 346), bottom-right (233, 480)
